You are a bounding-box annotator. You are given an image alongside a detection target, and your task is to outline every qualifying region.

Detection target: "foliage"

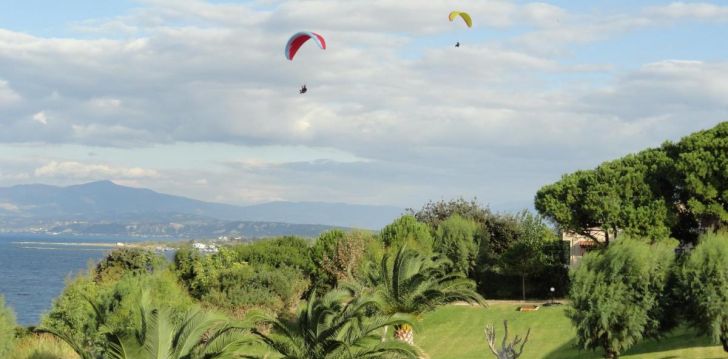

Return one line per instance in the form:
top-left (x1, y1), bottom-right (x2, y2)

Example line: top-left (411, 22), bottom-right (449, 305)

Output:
top-left (434, 214), bottom-right (479, 275)
top-left (499, 212), bottom-right (559, 301)
top-left (318, 231), bottom-right (372, 284)
top-left (254, 289), bottom-right (421, 359)
top-left (536, 122), bottom-right (728, 244)
top-left (365, 246), bottom-right (485, 345)
top-left (94, 248), bottom-right (167, 282)
top-left (106, 302), bottom-right (256, 359)
top-left (233, 236), bottom-right (316, 275)
top-left (0, 295), bottom-right (16, 357)
top-left (310, 229), bottom-right (347, 286)
top-left (41, 270), bottom-right (194, 356)
top-left (379, 215), bottom-right (433, 254)
top-left (665, 123), bottom-right (728, 232)
top-left (568, 238), bottom-right (677, 358)
top-left (173, 246), bottom-right (202, 288)
top-left (679, 231), bottom-right (728, 351)
top-left (176, 246), bottom-right (309, 317)
top-left (409, 197), bottom-right (492, 230)
top-left (41, 291), bottom-right (255, 359)
top-left (535, 150), bottom-right (673, 244)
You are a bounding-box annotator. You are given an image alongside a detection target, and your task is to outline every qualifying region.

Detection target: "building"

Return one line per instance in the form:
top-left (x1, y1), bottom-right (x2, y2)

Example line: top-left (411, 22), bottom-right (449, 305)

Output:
top-left (562, 228), bottom-right (610, 268)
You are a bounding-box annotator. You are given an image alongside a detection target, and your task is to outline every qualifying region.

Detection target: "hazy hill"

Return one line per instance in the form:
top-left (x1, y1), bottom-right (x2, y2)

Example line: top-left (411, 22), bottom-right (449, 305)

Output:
top-left (0, 181), bottom-right (403, 230)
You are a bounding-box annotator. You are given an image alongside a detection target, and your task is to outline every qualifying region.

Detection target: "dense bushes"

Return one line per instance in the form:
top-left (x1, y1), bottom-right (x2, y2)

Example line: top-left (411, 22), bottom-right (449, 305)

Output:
top-left (679, 231), bottom-right (728, 351)
top-left (175, 240), bottom-right (311, 317)
top-left (94, 247), bottom-right (166, 282)
top-left (409, 201), bottom-right (569, 300)
top-left (42, 250), bottom-right (193, 356)
top-left (568, 238), bottom-right (678, 358)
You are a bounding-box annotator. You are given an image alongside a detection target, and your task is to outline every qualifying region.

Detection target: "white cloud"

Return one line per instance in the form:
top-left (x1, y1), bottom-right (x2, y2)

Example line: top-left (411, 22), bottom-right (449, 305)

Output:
top-left (34, 161), bottom-right (159, 180)
top-left (0, 1), bottom-right (725, 208)
top-left (32, 111), bottom-right (48, 125)
top-left (0, 79), bottom-right (21, 106)
top-left (647, 2), bottom-right (728, 21)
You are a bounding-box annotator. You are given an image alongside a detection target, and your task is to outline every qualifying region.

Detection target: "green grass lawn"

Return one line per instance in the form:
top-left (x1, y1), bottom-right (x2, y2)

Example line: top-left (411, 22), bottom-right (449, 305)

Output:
top-left (417, 304), bottom-right (727, 359)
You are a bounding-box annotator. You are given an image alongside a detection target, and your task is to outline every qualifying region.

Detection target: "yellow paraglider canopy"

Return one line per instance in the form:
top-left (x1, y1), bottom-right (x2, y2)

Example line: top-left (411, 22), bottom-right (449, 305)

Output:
top-left (448, 11), bottom-right (472, 28)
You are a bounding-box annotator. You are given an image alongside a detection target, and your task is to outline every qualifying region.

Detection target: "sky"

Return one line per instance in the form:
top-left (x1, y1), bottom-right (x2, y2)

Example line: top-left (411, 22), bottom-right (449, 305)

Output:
top-left (0, 0), bottom-right (726, 211)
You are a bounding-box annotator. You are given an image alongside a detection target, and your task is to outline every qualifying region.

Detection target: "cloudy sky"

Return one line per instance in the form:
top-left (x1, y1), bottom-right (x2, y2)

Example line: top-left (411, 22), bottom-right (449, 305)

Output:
top-left (0, 0), bottom-right (726, 210)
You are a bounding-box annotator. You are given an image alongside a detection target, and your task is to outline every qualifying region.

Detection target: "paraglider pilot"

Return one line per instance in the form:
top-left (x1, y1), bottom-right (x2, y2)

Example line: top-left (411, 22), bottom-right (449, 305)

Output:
top-left (455, 42), bottom-right (460, 47)
top-left (299, 84), bottom-right (307, 94)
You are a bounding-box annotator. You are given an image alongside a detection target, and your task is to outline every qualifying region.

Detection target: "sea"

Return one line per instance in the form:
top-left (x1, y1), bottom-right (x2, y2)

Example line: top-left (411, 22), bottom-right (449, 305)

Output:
top-left (0, 234), bottom-right (167, 325)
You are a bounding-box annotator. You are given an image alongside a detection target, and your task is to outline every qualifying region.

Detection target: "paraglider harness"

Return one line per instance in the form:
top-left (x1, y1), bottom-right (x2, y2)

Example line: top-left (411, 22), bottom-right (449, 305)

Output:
top-left (455, 42), bottom-right (460, 47)
top-left (299, 84), bottom-right (307, 94)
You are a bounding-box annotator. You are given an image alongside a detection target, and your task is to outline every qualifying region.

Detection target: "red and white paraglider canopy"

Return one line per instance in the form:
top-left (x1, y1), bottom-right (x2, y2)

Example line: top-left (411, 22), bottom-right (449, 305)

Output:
top-left (285, 31), bottom-right (326, 61)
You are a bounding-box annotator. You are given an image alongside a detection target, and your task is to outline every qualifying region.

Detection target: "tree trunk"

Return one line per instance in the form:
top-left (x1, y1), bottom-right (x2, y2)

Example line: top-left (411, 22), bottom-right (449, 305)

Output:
top-left (394, 324), bottom-right (414, 345)
top-left (521, 275), bottom-right (526, 302)
top-left (604, 347), bottom-right (619, 359)
top-left (720, 333), bottom-right (728, 352)
top-left (382, 325), bottom-right (388, 342)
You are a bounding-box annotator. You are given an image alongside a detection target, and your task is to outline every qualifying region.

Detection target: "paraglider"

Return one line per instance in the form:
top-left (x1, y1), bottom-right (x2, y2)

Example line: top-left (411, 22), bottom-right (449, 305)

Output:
top-left (285, 32), bottom-right (326, 93)
top-left (285, 31), bottom-right (326, 61)
top-left (449, 11), bottom-right (471, 47)
top-left (448, 11), bottom-right (472, 28)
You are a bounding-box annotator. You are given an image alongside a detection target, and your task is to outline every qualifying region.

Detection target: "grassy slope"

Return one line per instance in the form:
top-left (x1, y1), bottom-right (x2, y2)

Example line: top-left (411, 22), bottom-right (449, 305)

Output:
top-left (417, 304), bottom-right (727, 359)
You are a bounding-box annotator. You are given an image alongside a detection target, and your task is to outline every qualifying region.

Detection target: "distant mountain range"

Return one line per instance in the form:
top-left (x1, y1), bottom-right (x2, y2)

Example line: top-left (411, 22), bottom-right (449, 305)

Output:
top-left (0, 181), bottom-right (404, 238)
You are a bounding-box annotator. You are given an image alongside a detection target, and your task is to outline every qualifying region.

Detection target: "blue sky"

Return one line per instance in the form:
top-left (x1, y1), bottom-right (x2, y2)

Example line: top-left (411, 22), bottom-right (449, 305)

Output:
top-left (0, 0), bottom-right (726, 210)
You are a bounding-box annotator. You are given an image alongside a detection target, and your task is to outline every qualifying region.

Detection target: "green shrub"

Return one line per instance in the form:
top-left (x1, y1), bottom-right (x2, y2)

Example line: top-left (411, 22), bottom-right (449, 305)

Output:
top-left (568, 238), bottom-right (677, 358)
top-left (0, 295), bottom-right (16, 357)
top-left (41, 269), bottom-right (193, 356)
top-left (94, 248), bottom-right (167, 282)
top-left (176, 244), bottom-right (310, 317)
top-left (233, 236), bottom-right (315, 274)
top-left (434, 214), bottom-right (479, 275)
top-left (380, 214), bottom-right (433, 254)
top-left (679, 231), bottom-right (728, 351)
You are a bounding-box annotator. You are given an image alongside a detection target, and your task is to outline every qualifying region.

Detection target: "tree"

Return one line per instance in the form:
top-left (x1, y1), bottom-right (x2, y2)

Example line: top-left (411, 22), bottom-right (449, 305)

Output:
top-left (484, 320), bottom-right (530, 359)
top-left (379, 215), bottom-right (433, 254)
top-left (254, 289), bottom-right (421, 359)
top-left (679, 231), bottom-right (728, 351)
top-left (434, 214), bottom-right (479, 275)
top-left (0, 296), bottom-right (16, 358)
top-left (311, 230), bottom-right (376, 288)
top-left (409, 197), bottom-right (492, 230)
top-left (319, 231), bottom-right (370, 283)
top-left (536, 122), bottom-right (728, 245)
top-left (368, 247), bottom-right (485, 345)
top-left (535, 151), bottom-right (673, 245)
top-left (499, 212), bottom-right (557, 301)
top-left (567, 238), bottom-right (676, 358)
top-left (95, 248), bottom-right (167, 282)
top-left (665, 122), bottom-right (728, 232)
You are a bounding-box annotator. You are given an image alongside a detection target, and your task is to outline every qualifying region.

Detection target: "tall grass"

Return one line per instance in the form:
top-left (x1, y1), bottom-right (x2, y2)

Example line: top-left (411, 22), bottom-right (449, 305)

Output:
top-left (8, 333), bottom-right (79, 359)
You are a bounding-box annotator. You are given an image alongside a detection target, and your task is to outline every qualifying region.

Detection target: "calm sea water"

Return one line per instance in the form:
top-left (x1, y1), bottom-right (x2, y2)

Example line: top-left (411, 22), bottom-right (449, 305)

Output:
top-left (0, 235), bottom-right (158, 325)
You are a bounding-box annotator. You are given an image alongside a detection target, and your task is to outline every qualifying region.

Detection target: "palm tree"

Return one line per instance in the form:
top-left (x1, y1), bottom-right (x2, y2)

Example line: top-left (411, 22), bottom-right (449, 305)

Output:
top-left (107, 304), bottom-right (256, 359)
top-left (369, 246), bottom-right (486, 345)
top-left (254, 289), bottom-right (421, 359)
top-left (39, 294), bottom-right (255, 359)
